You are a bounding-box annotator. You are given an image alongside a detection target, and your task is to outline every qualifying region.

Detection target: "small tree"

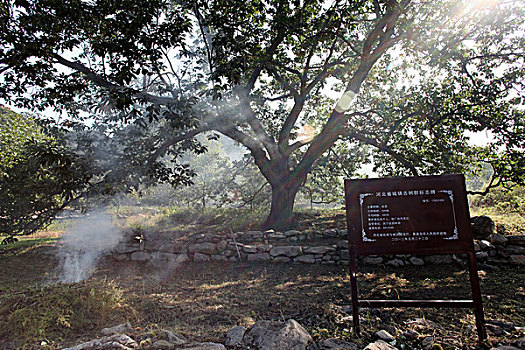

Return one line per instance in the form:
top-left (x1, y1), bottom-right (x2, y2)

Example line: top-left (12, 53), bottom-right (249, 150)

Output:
top-left (0, 107), bottom-right (91, 240)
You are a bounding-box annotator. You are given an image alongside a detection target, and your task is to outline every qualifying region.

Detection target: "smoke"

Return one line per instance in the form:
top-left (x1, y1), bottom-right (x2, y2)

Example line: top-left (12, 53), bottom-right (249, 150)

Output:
top-left (57, 210), bottom-right (122, 283)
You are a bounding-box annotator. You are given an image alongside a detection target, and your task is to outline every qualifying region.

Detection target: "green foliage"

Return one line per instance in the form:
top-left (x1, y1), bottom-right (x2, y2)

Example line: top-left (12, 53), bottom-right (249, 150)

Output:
top-left (471, 185), bottom-right (525, 215)
top-left (0, 107), bottom-right (91, 237)
top-left (1, 0), bottom-right (524, 229)
top-left (0, 106), bottom-right (51, 175)
top-left (0, 281), bottom-right (129, 348)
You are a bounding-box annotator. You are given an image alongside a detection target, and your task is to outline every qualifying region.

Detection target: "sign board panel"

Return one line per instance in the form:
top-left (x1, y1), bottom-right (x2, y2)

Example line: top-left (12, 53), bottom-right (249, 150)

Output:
top-left (343, 174), bottom-right (486, 341)
top-left (344, 174), bottom-right (474, 255)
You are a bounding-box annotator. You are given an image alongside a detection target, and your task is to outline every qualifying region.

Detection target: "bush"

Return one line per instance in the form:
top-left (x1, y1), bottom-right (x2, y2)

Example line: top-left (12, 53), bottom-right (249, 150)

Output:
top-left (0, 280), bottom-right (132, 348)
top-left (470, 185), bottom-right (525, 215)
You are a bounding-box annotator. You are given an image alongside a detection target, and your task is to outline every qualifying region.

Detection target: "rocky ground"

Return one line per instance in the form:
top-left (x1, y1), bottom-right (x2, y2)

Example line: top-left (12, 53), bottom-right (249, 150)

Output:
top-left (1, 212), bottom-right (523, 350)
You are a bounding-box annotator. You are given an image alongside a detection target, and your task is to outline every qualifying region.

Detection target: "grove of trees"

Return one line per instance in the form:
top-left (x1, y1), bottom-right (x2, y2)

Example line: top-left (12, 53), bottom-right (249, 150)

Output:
top-left (1, 0), bottom-right (524, 230)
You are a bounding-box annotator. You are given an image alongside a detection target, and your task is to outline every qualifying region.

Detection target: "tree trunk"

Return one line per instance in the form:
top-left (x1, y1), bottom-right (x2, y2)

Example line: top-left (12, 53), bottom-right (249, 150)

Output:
top-left (261, 180), bottom-right (300, 231)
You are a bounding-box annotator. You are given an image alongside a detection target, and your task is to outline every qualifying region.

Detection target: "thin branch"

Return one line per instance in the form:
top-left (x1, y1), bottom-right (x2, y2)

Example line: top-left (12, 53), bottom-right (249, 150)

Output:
top-left (236, 92), bottom-right (280, 160)
top-left (466, 172), bottom-right (502, 196)
top-left (146, 124), bottom-right (214, 168)
top-left (263, 93), bottom-right (291, 102)
top-left (194, 5), bottom-right (213, 73)
top-left (285, 137), bottom-right (313, 157)
top-left (265, 65), bottom-right (299, 97)
top-left (245, 28), bottom-right (287, 92)
top-left (347, 132), bottom-right (419, 176)
top-left (52, 54), bottom-right (174, 106)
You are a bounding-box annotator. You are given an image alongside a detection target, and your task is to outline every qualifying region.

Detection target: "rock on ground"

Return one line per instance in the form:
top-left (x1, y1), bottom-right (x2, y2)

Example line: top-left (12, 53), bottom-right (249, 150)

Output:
top-left (225, 326), bottom-right (246, 346)
top-left (62, 334), bottom-right (138, 350)
top-left (317, 338), bottom-right (359, 349)
top-left (100, 322), bottom-right (131, 336)
top-left (175, 342), bottom-right (226, 350)
top-left (244, 319), bottom-right (313, 350)
top-left (364, 340), bottom-right (398, 350)
top-left (471, 215), bottom-right (495, 239)
top-left (375, 330), bottom-right (395, 342)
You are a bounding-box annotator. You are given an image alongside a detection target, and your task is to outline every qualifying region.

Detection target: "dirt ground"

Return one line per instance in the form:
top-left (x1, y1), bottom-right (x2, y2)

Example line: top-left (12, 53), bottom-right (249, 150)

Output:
top-left (0, 240), bottom-right (523, 349)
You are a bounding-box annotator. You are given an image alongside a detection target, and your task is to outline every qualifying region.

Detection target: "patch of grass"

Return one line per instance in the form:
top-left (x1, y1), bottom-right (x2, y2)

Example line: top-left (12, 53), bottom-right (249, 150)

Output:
top-left (0, 236), bottom-right (57, 258)
top-left (90, 260), bottom-right (523, 350)
top-left (155, 206), bottom-right (268, 233)
top-left (0, 280), bottom-right (134, 349)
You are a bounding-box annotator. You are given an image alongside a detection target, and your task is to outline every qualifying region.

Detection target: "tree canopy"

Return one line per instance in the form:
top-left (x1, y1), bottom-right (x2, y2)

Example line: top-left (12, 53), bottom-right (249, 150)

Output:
top-left (1, 0), bottom-right (524, 229)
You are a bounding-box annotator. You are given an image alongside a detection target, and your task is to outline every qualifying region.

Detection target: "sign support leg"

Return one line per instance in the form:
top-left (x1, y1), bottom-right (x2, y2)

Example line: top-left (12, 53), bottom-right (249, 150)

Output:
top-left (349, 249), bottom-right (360, 337)
top-left (468, 252), bottom-right (487, 341)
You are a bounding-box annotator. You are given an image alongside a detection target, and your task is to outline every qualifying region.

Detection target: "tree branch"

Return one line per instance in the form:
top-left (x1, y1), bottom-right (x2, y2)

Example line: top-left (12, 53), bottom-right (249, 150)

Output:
top-left (52, 54), bottom-right (174, 106)
top-left (347, 132), bottom-right (419, 176)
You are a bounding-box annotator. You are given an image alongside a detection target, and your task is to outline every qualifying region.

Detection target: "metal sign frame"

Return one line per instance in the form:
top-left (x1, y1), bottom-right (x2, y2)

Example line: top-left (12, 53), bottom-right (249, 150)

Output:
top-left (344, 174), bottom-right (486, 340)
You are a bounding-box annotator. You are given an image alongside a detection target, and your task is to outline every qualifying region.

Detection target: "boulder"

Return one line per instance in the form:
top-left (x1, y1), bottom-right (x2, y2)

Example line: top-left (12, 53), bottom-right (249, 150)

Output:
top-left (337, 240), bottom-right (348, 248)
top-left (130, 251), bottom-right (150, 262)
top-left (62, 334), bottom-right (138, 350)
top-left (248, 253), bottom-right (271, 261)
top-left (247, 230), bottom-right (263, 238)
top-left (116, 244), bottom-right (138, 254)
top-left (295, 254), bottom-right (316, 264)
top-left (193, 253), bottom-right (211, 262)
top-left (257, 244), bottom-right (273, 252)
top-left (475, 251), bottom-right (489, 259)
top-left (323, 229), bottom-right (338, 237)
top-left (478, 240), bottom-right (495, 250)
top-left (285, 230), bottom-right (302, 237)
top-left (216, 240), bottom-right (228, 253)
top-left (490, 233), bottom-right (508, 245)
top-left (507, 235), bottom-right (525, 247)
top-left (211, 254), bottom-right (227, 261)
top-left (424, 255), bottom-right (454, 265)
top-left (471, 216), bottom-right (495, 239)
top-left (244, 319), bottom-right (314, 350)
top-left (243, 245), bottom-right (259, 253)
top-left (162, 330), bottom-right (187, 345)
top-left (386, 259), bottom-right (404, 267)
top-left (303, 246), bottom-right (335, 254)
top-left (189, 243), bottom-right (217, 255)
top-left (225, 326), bottom-right (246, 346)
top-left (100, 322), bottom-right (131, 336)
top-left (507, 245), bottom-right (525, 254)
top-left (154, 340), bottom-right (176, 349)
top-left (408, 257), bottom-right (424, 266)
top-left (509, 255), bottom-right (525, 265)
top-left (375, 330), bottom-right (395, 342)
top-left (270, 246), bottom-right (303, 257)
top-left (273, 256), bottom-right (292, 263)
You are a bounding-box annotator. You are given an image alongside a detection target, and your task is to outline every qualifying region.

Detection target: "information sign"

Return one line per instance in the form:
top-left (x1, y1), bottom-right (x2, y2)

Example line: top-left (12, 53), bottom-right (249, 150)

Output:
top-left (345, 174), bottom-right (473, 255)
top-left (344, 174), bottom-right (486, 341)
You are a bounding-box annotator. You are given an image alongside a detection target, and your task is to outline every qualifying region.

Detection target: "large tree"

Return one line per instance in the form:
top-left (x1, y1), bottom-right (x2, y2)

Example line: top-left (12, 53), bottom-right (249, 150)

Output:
top-left (1, 0), bottom-right (524, 230)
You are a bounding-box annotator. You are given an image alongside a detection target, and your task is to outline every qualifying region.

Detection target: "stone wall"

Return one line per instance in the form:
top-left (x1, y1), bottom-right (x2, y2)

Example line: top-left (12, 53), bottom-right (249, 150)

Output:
top-left (112, 228), bottom-right (525, 268)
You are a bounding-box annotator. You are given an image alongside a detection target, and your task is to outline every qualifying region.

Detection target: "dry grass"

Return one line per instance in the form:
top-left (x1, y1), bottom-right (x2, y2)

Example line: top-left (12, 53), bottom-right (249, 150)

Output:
top-left (0, 240), bottom-right (523, 349)
top-left (92, 258), bottom-right (523, 350)
top-left (0, 208), bottom-right (523, 349)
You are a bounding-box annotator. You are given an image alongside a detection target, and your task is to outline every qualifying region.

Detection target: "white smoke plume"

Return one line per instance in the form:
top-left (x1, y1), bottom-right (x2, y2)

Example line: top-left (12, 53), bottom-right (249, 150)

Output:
top-left (57, 210), bottom-right (122, 283)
